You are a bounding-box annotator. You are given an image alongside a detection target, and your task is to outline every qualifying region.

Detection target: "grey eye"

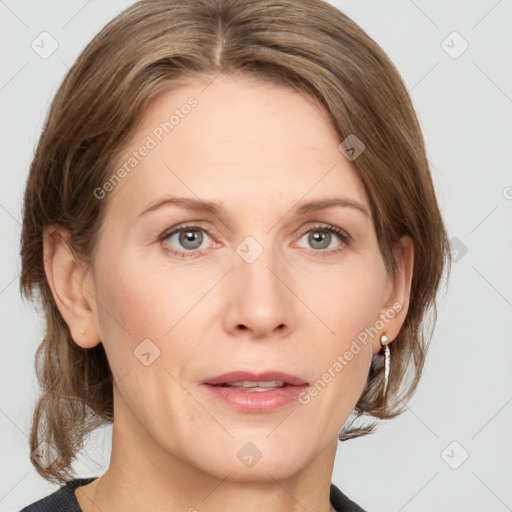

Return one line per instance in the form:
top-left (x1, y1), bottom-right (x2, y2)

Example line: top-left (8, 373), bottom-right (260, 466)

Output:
top-left (297, 229), bottom-right (341, 251)
top-left (166, 228), bottom-right (209, 251)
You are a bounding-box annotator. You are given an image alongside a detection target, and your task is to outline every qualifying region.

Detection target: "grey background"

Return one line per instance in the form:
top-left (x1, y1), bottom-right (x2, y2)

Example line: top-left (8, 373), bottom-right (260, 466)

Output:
top-left (1, 0), bottom-right (511, 510)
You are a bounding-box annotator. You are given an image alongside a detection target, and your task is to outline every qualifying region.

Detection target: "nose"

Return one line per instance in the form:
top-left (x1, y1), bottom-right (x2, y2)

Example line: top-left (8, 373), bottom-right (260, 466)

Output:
top-left (222, 244), bottom-right (296, 340)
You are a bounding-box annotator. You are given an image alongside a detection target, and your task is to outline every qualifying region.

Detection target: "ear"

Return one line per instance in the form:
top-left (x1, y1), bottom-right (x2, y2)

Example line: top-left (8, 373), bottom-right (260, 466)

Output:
top-left (372, 235), bottom-right (414, 354)
top-left (42, 225), bottom-right (101, 349)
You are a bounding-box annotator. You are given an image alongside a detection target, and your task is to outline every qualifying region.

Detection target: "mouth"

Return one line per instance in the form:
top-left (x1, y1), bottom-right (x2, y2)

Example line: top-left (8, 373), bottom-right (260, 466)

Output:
top-left (201, 371), bottom-right (309, 412)
top-left (202, 370), bottom-right (309, 389)
top-left (213, 380), bottom-right (288, 392)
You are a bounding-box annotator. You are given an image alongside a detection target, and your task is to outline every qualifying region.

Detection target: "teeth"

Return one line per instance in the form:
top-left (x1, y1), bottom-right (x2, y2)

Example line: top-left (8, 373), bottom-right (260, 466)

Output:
top-left (223, 380), bottom-right (286, 388)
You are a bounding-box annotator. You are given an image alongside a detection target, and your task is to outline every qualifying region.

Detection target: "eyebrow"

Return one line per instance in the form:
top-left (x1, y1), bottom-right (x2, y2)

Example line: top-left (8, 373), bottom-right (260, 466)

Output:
top-left (137, 196), bottom-right (370, 219)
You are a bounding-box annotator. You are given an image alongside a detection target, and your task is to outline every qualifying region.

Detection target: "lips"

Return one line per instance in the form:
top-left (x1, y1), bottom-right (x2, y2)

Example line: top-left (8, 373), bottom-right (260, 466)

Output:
top-left (201, 371), bottom-right (310, 413)
top-left (202, 371), bottom-right (309, 387)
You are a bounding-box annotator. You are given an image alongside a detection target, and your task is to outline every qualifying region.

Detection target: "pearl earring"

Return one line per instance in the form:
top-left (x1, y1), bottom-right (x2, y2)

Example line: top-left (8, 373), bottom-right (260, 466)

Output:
top-left (80, 328), bottom-right (85, 335)
top-left (380, 333), bottom-right (390, 395)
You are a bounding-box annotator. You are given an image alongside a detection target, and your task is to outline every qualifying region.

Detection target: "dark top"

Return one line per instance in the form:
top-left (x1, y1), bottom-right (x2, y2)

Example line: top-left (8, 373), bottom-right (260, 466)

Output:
top-left (20, 477), bottom-right (367, 511)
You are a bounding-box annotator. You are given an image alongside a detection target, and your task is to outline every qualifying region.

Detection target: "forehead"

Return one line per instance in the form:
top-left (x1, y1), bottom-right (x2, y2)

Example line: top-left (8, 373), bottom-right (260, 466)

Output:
top-left (104, 74), bottom-right (369, 219)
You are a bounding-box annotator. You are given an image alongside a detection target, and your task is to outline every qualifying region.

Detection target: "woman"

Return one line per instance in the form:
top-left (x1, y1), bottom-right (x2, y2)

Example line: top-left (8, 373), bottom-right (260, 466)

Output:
top-left (19, 0), bottom-right (450, 510)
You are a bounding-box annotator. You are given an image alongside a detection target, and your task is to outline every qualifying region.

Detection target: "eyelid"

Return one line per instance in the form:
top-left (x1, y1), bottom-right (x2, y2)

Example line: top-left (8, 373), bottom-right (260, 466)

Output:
top-left (296, 222), bottom-right (350, 242)
top-left (159, 221), bottom-right (215, 241)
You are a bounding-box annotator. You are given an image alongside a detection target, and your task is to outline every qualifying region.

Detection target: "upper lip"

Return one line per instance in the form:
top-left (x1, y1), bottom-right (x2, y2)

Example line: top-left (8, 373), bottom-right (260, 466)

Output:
top-left (202, 371), bottom-right (309, 386)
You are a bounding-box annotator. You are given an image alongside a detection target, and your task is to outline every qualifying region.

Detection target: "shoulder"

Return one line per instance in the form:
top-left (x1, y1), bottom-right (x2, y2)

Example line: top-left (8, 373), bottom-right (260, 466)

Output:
top-left (330, 482), bottom-right (368, 512)
top-left (19, 477), bottom-right (97, 512)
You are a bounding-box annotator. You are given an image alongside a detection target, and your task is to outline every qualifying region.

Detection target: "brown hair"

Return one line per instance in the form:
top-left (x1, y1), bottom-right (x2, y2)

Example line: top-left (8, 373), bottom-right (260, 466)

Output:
top-left (20, 0), bottom-right (450, 484)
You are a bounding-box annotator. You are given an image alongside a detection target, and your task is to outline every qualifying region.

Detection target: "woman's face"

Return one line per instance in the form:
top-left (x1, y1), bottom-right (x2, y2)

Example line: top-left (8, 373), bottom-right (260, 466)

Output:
top-left (83, 74), bottom-right (409, 480)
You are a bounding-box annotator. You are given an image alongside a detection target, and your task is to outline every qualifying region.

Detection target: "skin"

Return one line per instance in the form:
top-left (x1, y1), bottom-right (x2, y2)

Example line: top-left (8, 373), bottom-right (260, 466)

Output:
top-left (43, 74), bottom-right (414, 512)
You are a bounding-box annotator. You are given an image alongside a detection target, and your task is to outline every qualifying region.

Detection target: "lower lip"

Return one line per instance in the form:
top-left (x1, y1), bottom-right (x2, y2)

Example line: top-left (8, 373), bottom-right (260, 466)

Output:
top-left (202, 383), bottom-right (308, 413)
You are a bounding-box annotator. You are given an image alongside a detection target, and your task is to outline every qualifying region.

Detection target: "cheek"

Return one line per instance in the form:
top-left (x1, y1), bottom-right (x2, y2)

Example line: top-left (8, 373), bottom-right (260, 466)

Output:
top-left (96, 267), bottom-right (160, 341)
top-left (93, 253), bottom-right (211, 372)
top-left (92, 253), bottom-right (177, 369)
top-left (307, 258), bottom-right (387, 345)
top-left (301, 258), bottom-right (387, 407)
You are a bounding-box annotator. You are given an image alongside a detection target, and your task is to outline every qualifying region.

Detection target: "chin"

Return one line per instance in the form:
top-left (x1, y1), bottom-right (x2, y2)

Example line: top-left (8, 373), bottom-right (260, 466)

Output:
top-left (190, 436), bottom-right (316, 482)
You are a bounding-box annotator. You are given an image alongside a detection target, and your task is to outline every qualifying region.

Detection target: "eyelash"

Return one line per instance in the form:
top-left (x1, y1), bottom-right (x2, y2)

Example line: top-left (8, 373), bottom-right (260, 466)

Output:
top-left (158, 222), bottom-right (351, 259)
